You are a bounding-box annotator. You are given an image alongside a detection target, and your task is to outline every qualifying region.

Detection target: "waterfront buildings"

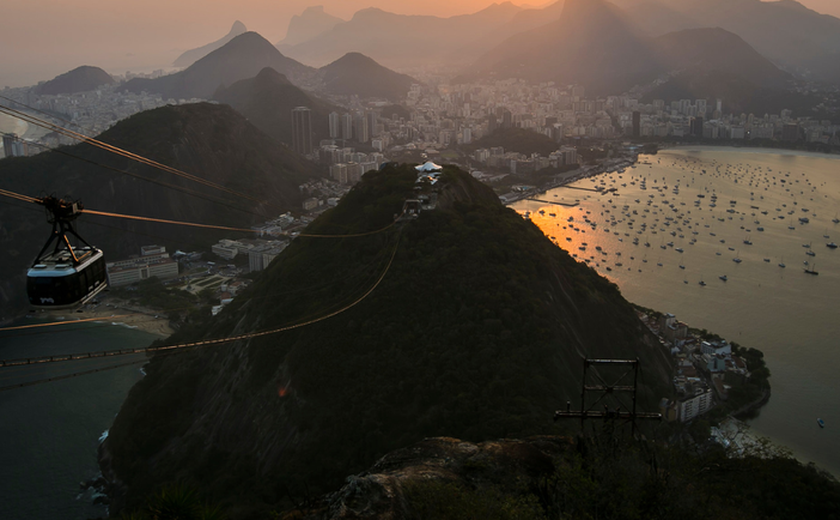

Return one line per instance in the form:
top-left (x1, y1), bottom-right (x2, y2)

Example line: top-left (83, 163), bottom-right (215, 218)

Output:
top-left (106, 245), bottom-right (179, 287)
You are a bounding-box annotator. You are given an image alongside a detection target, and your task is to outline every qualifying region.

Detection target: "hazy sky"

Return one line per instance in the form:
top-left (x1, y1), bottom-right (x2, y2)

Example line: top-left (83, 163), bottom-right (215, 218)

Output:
top-left (1, 0), bottom-right (838, 88)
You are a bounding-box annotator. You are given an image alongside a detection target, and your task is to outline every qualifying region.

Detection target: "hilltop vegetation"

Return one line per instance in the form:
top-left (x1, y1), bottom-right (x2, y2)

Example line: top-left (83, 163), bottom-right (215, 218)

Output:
top-left (104, 164), bottom-right (672, 516)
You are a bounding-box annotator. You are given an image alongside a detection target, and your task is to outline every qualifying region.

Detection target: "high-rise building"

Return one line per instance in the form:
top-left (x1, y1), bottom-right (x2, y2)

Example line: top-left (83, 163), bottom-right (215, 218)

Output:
top-left (502, 110), bottom-right (513, 129)
top-left (291, 106), bottom-right (312, 155)
top-left (632, 111), bottom-right (641, 138)
top-left (328, 111), bottom-right (340, 139)
top-left (341, 113), bottom-right (354, 140)
top-left (366, 111), bottom-right (379, 138)
top-left (354, 113), bottom-right (369, 143)
top-left (690, 117), bottom-right (704, 137)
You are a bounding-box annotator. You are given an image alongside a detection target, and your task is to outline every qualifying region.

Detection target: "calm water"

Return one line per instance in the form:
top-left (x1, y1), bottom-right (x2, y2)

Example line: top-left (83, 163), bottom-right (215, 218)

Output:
top-left (0, 319), bottom-right (154, 520)
top-left (514, 146), bottom-right (840, 476)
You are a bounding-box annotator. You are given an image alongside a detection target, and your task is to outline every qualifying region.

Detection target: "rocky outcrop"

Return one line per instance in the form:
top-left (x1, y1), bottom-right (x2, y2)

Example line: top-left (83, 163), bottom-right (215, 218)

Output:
top-left (305, 436), bottom-right (565, 519)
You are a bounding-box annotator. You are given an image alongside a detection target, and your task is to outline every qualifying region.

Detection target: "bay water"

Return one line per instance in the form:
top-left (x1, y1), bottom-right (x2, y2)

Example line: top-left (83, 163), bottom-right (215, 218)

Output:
top-left (514, 146), bottom-right (840, 476)
top-left (0, 319), bottom-right (154, 519)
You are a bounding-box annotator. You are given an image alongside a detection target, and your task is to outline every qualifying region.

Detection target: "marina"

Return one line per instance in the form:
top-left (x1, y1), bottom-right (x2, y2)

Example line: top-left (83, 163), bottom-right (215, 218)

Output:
top-left (514, 146), bottom-right (840, 476)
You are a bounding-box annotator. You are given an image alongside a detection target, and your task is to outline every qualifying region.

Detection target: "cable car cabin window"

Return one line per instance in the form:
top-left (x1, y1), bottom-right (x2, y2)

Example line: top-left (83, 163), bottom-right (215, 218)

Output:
top-left (27, 271), bottom-right (84, 307)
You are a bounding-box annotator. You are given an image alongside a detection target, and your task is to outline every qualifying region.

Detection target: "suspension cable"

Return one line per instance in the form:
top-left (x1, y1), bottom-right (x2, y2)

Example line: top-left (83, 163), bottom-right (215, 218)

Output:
top-left (0, 186), bottom-right (405, 238)
top-left (0, 358), bottom-right (148, 393)
top-left (0, 104), bottom-right (262, 204)
top-left (0, 229), bottom-right (401, 370)
top-left (8, 135), bottom-right (273, 221)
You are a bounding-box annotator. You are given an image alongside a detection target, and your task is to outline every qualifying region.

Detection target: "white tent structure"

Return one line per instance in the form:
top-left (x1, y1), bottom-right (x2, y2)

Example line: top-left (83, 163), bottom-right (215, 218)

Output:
top-left (415, 161), bottom-right (443, 173)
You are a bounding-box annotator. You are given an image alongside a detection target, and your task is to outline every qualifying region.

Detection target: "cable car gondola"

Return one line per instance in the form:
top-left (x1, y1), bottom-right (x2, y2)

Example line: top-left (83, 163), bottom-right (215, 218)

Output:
top-left (27, 196), bottom-right (107, 309)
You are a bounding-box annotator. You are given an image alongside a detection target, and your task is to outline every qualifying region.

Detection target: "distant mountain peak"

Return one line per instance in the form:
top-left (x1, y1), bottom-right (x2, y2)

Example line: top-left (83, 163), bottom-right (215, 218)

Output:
top-left (278, 5), bottom-right (344, 47)
top-left (35, 65), bottom-right (114, 95)
top-left (352, 7), bottom-right (393, 20)
top-left (173, 20), bottom-right (249, 67)
top-left (334, 52), bottom-right (376, 64)
top-left (254, 66), bottom-right (290, 84)
top-left (129, 31), bottom-right (314, 100)
top-left (316, 52), bottom-right (417, 100)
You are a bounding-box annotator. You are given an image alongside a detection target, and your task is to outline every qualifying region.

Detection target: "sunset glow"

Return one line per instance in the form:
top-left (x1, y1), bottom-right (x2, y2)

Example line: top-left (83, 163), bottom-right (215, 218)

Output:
top-left (2, 0), bottom-right (839, 88)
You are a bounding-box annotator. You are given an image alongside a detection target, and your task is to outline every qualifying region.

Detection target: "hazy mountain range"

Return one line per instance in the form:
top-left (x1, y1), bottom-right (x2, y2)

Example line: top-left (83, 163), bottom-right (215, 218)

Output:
top-left (120, 30), bottom-right (418, 103)
top-left (275, 2), bottom-right (546, 70)
top-left (612, 0), bottom-right (840, 83)
top-left (266, 0), bottom-right (838, 86)
top-left (99, 0), bottom-right (838, 113)
top-left (276, 6), bottom-right (344, 49)
top-left (461, 0), bottom-right (792, 102)
top-left (123, 32), bottom-right (314, 100)
top-left (173, 20), bottom-right (248, 68)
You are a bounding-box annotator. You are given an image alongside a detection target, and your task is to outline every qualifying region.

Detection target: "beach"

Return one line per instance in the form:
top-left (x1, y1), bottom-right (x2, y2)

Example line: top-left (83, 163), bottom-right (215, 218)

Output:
top-left (40, 298), bottom-right (175, 338)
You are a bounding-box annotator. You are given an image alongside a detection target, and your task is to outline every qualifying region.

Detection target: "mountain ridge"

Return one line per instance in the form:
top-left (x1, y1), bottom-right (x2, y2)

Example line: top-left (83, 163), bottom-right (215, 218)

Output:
top-left (279, 3), bottom-right (525, 69)
top-left (173, 21), bottom-right (248, 68)
top-left (124, 32), bottom-right (314, 100)
top-left (277, 6), bottom-right (344, 48)
top-left (463, 0), bottom-right (792, 100)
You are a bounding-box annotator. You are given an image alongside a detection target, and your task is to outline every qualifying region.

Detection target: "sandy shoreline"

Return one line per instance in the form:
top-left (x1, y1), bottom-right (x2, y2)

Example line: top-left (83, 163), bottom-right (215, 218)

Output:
top-left (42, 299), bottom-right (174, 338)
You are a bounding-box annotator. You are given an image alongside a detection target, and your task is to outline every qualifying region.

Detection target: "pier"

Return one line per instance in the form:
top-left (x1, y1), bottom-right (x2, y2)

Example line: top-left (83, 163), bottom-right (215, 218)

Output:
top-left (526, 198), bottom-right (579, 207)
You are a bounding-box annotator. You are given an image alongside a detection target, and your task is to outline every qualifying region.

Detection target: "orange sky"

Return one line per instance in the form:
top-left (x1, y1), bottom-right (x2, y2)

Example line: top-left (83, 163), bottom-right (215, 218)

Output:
top-left (0, 0), bottom-right (838, 88)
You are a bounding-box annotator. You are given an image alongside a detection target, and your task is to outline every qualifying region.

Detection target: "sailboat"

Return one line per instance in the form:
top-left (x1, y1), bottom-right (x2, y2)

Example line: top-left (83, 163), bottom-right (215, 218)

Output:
top-left (804, 263), bottom-right (819, 275)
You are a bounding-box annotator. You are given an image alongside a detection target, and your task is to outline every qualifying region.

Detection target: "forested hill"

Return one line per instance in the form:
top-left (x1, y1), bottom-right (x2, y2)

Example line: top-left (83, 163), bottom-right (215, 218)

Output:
top-left (0, 102), bottom-right (319, 319)
top-left (104, 164), bottom-right (673, 517)
top-left (34, 65), bottom-right (114, 95)
top-left (214, 67), bottom-right (336, 146)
